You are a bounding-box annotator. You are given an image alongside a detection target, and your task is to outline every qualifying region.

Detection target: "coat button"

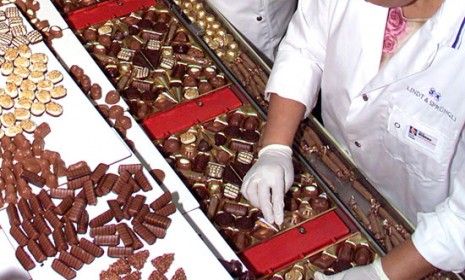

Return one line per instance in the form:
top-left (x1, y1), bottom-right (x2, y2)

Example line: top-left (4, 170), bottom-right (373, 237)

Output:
top-left (256, 16), bottom-right (263, 21)
top-left (362, 94), bottom-right (368, 101)
top-left (354, 141), bottom-right (361, 147)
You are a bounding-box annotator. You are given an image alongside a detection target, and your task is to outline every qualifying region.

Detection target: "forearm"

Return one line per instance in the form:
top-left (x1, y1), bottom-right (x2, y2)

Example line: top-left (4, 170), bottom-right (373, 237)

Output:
top-left (382, 239), bottom-right (436, 280)
top-left (261, 93), bottom-right (306, 147)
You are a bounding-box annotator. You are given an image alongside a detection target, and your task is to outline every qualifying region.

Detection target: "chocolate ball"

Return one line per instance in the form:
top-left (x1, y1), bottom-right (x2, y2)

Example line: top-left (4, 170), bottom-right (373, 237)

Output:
top-left (313, 254), bottom-right (336, 269)
top-left (310, 197), bottom-right (330, 213)
top-left (354, 246), bottom-right (373, 266)
top-left (337, 242), bottom-right (355, 263)
top-left (197, 139), bottom-right (211, 152)
top-left (193, 184), bottom-right (209, 200)
top-left (115, 116), bottom-right (132, 130)
top-left (163, 138), bottom-right (181, 154)
top-left (215, 150), bottom-right (231, 165)
top-left (92, 44), bottom-right (107, 55)
top-left (241, 130), bottom-right (260, 143)
top-left (182, 75), bottom-right (197, 87)
top-left (156, 13), bottom-right (171, 24)
top-left (89, 83), bottom-right (102, 100)
top-left (105, 90), bottom-right (120, 105)
top-left (224, 126), bottom-right (241, 138)
top-left (202, 67), bottom-right (217, 79)
top-left (70, 65), bottom-right (84, 79)
top-left (97, 34), bottom-right (112, 48)
top-left (108, 41), bottom-right (122, 56)
top-left (82, 29), bottom-right (97, 41)
top-left (187, 67), bottom-right (201, 78)
top-left (214, 133), bottom-right (227, 146)
top-left (123, 16), bottom-right (140, 26)
top-left (80, 75), bottom-right (91, 92)
top-left (243, 116), bottom-right (260, 131)
top-left (210, 75), bottom-right (226, 88)
top-left (198, 80), bottom-right (213, 94)
top-left (214, 212), bottom-right (235, 228)
top-left (227, 113), bottom-right (244, 127)
top-left (97, 104), bottom-right (109, 118)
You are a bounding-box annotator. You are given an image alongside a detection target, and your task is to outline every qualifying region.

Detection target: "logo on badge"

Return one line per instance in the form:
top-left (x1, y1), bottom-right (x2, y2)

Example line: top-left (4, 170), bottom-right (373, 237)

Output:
top-left (429, 88), bottom-right (441, 102)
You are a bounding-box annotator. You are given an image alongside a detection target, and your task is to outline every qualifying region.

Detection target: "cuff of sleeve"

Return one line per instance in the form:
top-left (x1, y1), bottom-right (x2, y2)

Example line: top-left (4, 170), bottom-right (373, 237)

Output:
top-left (412, 202), bottom-right (465, 272)
top-left (265, 50), bottom-right (322, 118)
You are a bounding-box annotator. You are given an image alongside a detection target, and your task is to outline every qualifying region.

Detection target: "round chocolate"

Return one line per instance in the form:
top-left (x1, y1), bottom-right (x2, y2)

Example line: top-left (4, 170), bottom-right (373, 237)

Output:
top-left (97, 35), bottom-right (112, 48)
top-left (310, 197), bottom-right (330, 213)
top-left (302, 185), bottom-right (319, 199)
top-left (198, 81), bottom-right (213, 94)
top-left (92, 44), bottom-right (107, 55)
top-left (97, 104), bottom-right (109, 118)
top-left (157, 13), bottom-right (171, 24)
top-left (175, 158), bottom-right (191, 170)
top-left (182, 75), bottom-right (197, 87)
top-left (187, 67), bottom-right (201, 78)
top-left (82, 29), bottom-right (97, 41)
top-left (210, 76), bottom-right (226, 88)
top-left (354, 246), bottom-right (373, 266)
top-left (197, 139), bottom-right (211, 152)
top-left (108, 105), bottom-right (124, 119)
top-left (243, 116), bottom-right (260, 131)
top-left (121, 87), bottom-right (140, 100)
top-left (215, 150), bottom-right (231, 165)
top-left (105, 90), bottom-right (120, 105)
top-left (227, 113), bottom-right (243, 127)
top-left (204, 120), bottom-right (226, 132)
top-left (332, 260), bottom-right (353, 273)
top-left (89, 83), bottom-right (102, 100)
top-left (224, 126), bottom-right (241, 139)
top-left (163, 138), bottom-right (180, 154)
top-left (70, 65), bottom-right (83, 79)
top-left (115, 116), bottom-right (131, 129)
top-left (241, 130), bottom-right (260, 143)
top-left (123, 16), bottom-right (140, 26)
top-left (235, 216), bottom-right (255, 231)
top-left (337, 242), bottom-right (355, 263)
top-left (214, 212), bottom-right (235, 228)
top-left (202, 67), bottom-right (216, 79)
top-left (192, 154), bottom-right (209, 173)
top-left (214, 133), bottom-right (227, 146)
top-left (80, 75), bottom-right (91, 92)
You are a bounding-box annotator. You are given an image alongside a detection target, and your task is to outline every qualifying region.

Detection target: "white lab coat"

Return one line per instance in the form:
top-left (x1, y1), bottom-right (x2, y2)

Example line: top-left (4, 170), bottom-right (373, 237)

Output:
top-left (206, 0), bottom-right (297, 61)
top-left (267, 0), bottom-right (465, 272)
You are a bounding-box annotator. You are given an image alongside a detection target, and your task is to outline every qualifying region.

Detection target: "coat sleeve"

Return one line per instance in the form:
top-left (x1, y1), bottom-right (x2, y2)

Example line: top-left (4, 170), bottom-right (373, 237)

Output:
top-left (265, 0), bottom-right (333, 118)
top-left (412, 134), bottom-right (465, 272)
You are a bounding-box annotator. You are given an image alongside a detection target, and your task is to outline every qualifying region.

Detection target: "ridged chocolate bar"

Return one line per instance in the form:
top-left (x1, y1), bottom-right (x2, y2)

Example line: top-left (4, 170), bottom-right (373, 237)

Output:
top-left (55, 196), bottom-right (74, 215)
top-left (67, 198), bottom-right (87, 223)
top-left (27, 238), bottom-right (46, 262)
top-left (144, 213), bottom-right (171, 229)
top-left (53, 228), bottom-right (68, 252)
top-left (38, 233), bottom-right (57, 257)
top-left (134, 170), bottom-right (152, 192)
top-left (89, 209), bottom-right (114, 228)
top-left (94, 235), bottom-right (120, 246)
top-left (77, 210), bottom-right (89, 234)
top-left (59, 251), bottom-right (83, 270)
top-left (107, 199), bottom-right (124, 222)
top-left (70, 245), bottom-right (95, 264)
top-left (149, 191), bottom-right (172, 211)
top-left (90, 224), bottom-right (116, 237)
top-left (155, 203), bottom-right (176, 217)
top-left (79, 238), bottom-right (104, 257)
top-left (16, 246), bottom-right (35, 271)
top-left (52, 259), bottom-right (76, 279)
top-left (44, 209), bottom-right (63, 229)
top-left (133, 221), bottom-right (156, 245)
top-left (116, 223), bottom-right (133, 247)
top-left (107, 246), bottom-right (133, 258)
top-left (37, 189), bottom-right (55, 210)
top-left (83, 180), bottom-right (97, 205)
top-left (10, 225), bottom-right (28, 246)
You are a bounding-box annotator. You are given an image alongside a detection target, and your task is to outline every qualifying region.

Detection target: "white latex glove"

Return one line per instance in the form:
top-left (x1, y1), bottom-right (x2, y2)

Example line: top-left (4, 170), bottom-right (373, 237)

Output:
top-left (314, 258), bottom-right (389, 280)
top-left (241, 144), bottom-right (294, 225)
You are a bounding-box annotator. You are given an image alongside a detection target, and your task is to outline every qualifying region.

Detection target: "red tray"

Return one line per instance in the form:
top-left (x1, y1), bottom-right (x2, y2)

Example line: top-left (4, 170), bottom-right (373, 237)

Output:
top-left (67, 0), bottom-right (156, 29)
top-left (142, 87), bottom-right (243, 139)
top-left (240, 211), bottom-right (350, 276)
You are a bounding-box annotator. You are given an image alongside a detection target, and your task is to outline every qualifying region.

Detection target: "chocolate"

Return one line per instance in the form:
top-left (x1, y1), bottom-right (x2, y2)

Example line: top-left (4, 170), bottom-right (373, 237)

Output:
top-left (144, 213), bottom-right (171, 229)
top-left (67, 198), bottom-right (87, 222)
top-left (77, 210), bottom-right (89, 234)
top-left (22, 220), bottom-right (39, 240)
top-left (95, 173), bottom-right (118, 196)
top-left (109, 105), bottom-right (124, 119)
top-left (38, 233), bottom-right (57, 257)
top-left (151, 253), bottom-right (174, 274)
top-left (337, 242), bottom-right (355, 263)
top-left (133, 221), bottom-right (157, 244)
top-left (107, 246), bottom-right (133, 258)
top-left (54, 196), bottom-right (74, 215)
top-left (44, 209), bottom-right (63, 229)
top-left (128, 194), bottom-right (146, 217)
top-left (27, 238), bottom-right (46, 262)
top-left (354, 245), bottom-right (373, 266)
top-left (142, 223), bottom-right (167, 239)
top-left (49, 188), bottom-right (75, 199)
top-left (310, 196), bottom-right (330, 213)
top-left (67, 162), bottom-right (91, 181)
top-left (83, 180), bottom-right (97, 205)
top-left (33, 215), bottom-right (51, 235)
top-left (79, 238), bottom-right (104, 257)
top-left (333, 260), bottom-right (353, 273)
top-left (224, 202), bottom-right (248, 217)
top-left (16, 246), bottom-right (35, 271)
top-left (233, 231), bottom-right (251, 251)
top-left (6, 204), bottom-right (20, 226)
top-left (89, 209), bottom-right (114, 228)
top-left (149, 191), bottom-right (172, 211)
top-left (51, 226), bottom-right (67, 251)
top-left (94, 235), bottom-right (120, 246)
top-left (64, 218), bottom-right (79, 245)
top-left (214, 212), bottom-right (235, 227)
top-left (28, 195), bottom-right (44, 217)
top-left (10, 225), bottom-right (29, 246)
top-left (251, 226), bottom-right (276, 241)
top-left (89, 83), bottom-right (102, 100)
top-left (17, 198), bottom-right (32, 221)
top-left (105, 90), bottom-right (120, 105)
top-left (313, 253), bottom-right (336, 269)
top-left (127, 226), bottom-right (144, 250)
top-left (155, 203), bottom-right (176, 217)
top-left (134, 170), bottom-right (152, 192)
top-left (70, 245), bottom-right (95, 264)
top-left (90, 224), bottom-right (116, 237)
top-left (235, 216), bottom-right (255, 231)
top-left (197, 139), bottom-right (212, 152)
top-left (116, 183), bottom-right (133, 204)
top-left (52, 259), bottom-right (76, 280)
top-left (59, 251), bottom-right (83, 270)
top-left (116, 223), bottom-right (133, 247)
top-left (107, 200), bottom-right (124, 222)
top-left (243, 116), bottom-right (260, 131)
top-left (21, 169), bottom-right (46, 187)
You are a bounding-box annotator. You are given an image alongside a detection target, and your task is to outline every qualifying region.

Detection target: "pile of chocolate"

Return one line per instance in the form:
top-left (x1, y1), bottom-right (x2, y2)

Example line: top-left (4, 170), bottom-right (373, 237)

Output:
top-left (76, 5), bottom-right (228, 119)
top-left (158, 107), bottom-right (331, 252)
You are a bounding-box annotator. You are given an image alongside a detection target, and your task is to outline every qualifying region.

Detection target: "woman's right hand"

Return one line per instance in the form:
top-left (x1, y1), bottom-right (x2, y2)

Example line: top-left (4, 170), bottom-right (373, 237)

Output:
top-left (241, 144), bottom-right (294, 225)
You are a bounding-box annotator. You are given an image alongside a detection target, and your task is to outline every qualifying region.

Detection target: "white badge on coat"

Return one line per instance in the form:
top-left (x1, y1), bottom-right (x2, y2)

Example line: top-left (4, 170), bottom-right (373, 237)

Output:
top-left (387, 106), bottom-right (446, 161)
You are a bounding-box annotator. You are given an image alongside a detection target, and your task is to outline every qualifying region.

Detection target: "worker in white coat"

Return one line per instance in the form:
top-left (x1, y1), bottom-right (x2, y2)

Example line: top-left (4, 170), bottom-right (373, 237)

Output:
top-left (206, 0), bottom-right (297, 61)
top-left (241, 0), bottom-right (465, 279)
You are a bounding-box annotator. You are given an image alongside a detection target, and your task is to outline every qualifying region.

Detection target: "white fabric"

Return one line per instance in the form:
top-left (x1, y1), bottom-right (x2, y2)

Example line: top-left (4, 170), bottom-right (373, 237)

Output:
top-left (206, 0), bottom-right (297, 61)
top-left (267, 0), bottom-right (465, 272)
top-left (241, 144), bottom-right (293, 225)
top-left (314, 258), bottom-right (389, 280)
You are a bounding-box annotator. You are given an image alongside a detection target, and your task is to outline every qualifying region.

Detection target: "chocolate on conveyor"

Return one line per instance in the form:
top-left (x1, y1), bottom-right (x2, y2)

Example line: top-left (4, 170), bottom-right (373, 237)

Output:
top-left (77, 210), bottom-right (89, 234)
top-left (107, 246), bottom-right (134, 258)
top-left (79, 238), bottom-right (104, 257)
top-left (52, 259), bottom-right (76, 280)
top-left (89, 209), bottom-right (114, 227)
top-left (70, 245), bottom-right (95, 264)
top-left (133, 221), bottom-right (157, 245)
top-left (27, 238), bottom-right (46, 263)
top-left (90, 224), bottom-right (116, 237)
top-left (53, 227), bottom-right (68, 252)
top-left (16, 246), bottom-right (36, 271)
top-left (149, 191), bottom-right (172, 211)
top-left (116, 223), bottom-right (134, 247)
top-left (38, 233), bottom-right (57, 257)
top-left (94, 235), bottom-right (120, 246)
top-left (10, 225), bottom-right (29, 246)
top-left (59, 251), bottom-right (84, 270)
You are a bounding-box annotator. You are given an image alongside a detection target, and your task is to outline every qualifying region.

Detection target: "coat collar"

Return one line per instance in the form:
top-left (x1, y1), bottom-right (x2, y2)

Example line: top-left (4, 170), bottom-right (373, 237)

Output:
top-left (359, 0), bottom-right (465, 94)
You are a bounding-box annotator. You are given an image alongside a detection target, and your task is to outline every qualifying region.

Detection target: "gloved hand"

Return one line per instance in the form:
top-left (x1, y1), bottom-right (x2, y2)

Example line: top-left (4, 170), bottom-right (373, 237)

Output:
top-left (314, 258), bottom-right (389, 280)
top-left (241, 144), bottom-right (294, 225)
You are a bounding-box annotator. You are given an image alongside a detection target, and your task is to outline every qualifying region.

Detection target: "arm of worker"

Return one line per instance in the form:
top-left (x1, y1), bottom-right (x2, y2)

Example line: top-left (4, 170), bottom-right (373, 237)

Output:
top-left (316, 139), bottom-right (465, 280)
top-left (241, 0), bottom-right (334, 225)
